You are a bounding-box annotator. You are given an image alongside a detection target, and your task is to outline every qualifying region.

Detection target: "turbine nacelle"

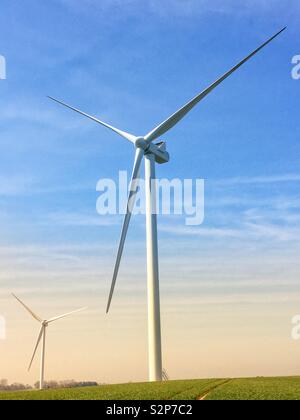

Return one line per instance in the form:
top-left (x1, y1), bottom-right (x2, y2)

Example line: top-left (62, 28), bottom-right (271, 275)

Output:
top-left (134, 137), bottom-right (170, 165)
top-left (146, 141), bottom-right (170, 165)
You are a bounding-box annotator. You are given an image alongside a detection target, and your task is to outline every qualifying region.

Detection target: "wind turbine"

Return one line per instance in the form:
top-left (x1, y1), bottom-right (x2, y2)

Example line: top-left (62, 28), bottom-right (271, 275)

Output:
top-left (48, 28), bottom-right (286, 382)
top-left (12, 294), bottom-right (87, 390)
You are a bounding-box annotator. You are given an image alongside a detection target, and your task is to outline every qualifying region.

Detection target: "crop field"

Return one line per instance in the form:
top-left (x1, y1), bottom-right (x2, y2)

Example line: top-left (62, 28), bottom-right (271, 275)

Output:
top-left (0, 377), bottom-right (299, 400)
top-left (0, 379), bottom-right (225, 400)
top-left (206, 377), bottom-right (300, 400)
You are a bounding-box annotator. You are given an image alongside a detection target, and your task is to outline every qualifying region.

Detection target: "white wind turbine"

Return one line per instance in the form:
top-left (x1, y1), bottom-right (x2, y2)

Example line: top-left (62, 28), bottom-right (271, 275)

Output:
top-left (12, 294), bottom-right (87, 390)
top-left (48, 28), bottom-right (286, 382)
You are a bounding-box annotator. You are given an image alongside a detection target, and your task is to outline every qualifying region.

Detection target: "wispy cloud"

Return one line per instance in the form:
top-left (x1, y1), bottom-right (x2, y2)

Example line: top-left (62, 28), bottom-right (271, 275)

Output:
top-left (0, 175), bottom-right (94, 197)
top-left (0, 100), bottom-right (90, 131)
top-left (161, 225), bottom-right (243, 239)
top-left (56, 0), bottom-right (298, 18)
top-left (0, 175), bottom-right (37, 196)
top-left (162, 212), bottom-right (300, 243)
top-left (213, 173), bottom-right (300, 186)
top-left (45, 211), bottom-right (121, 226)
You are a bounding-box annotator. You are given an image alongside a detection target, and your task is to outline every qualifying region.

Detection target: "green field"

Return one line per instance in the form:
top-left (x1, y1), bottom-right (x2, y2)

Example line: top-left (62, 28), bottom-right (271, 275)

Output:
top-left (0, 377), bottom-right (300, 400)
top-left (206, 377), bottom-right (300, 400)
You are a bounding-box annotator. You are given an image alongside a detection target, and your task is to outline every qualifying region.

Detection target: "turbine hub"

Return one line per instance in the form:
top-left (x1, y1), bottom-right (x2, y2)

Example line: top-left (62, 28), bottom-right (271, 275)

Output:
top-left (134, 137), bottom-right (148, 150)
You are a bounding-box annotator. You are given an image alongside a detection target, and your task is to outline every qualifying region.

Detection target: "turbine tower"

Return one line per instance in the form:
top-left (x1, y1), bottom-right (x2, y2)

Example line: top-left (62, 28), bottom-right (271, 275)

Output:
top-left (49, 28), bottom-right (286, 382)
top-left (12, 294), bottom-right (86, 390)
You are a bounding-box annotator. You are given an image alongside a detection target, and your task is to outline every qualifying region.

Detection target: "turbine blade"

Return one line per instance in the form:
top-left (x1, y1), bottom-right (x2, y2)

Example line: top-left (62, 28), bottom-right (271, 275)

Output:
top-left (144, 27), bottom-right (286, 143)
top-left (47, 307), bottom-right (87, 324)
top-left (28, 326), bottom-right (44, 371)
top-left (12, 293), bottom-right (42, 323)
top-left (48, 96), bottom-right (137, 143)
top-left (106, 148), bottom-right (144, 313)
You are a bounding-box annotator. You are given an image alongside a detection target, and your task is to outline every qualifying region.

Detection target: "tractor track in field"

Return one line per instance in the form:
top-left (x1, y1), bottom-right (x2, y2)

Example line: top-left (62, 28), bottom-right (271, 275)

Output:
top-left (168, 379), bottom-right (224, 401)
top-left (198, 379), bottom-right (233, 401)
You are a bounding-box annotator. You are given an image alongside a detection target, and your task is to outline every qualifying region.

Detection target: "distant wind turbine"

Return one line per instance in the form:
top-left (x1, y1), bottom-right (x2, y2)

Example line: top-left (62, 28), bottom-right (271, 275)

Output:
top-left (12, 294), bottom-right (87, 390)
top-left (48, 28), bottom-right (286, 382)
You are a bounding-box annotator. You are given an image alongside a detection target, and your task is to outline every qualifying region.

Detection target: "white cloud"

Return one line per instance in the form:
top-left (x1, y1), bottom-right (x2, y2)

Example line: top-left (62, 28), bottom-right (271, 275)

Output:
top-left (0, 175), bottom-right (93, 197)
top-left (0, 100), bottom-right (89, 131)
top-left (161, 214), bottom-right (300, 243)
top-left (45, 211), bottom-right (121, 226)
top-left (213, 173), bottom-right (300, 186)
top-left (161, 224), bottom-right (243, 239)
top-left (56, 0), bottom-right (298, 18)
top-left (0, 175), bottom-right (37, 196)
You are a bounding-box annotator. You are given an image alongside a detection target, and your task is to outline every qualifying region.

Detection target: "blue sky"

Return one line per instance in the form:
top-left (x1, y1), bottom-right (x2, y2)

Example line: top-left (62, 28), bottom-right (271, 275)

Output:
top-left (1, 0), bottom-right (300, 384)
